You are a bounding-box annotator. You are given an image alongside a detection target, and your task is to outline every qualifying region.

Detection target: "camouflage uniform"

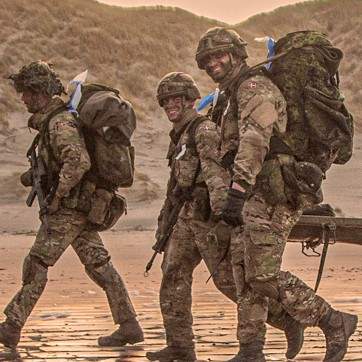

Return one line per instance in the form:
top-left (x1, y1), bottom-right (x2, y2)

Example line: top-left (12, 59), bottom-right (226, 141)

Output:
top-left (215, 60), bottom-right (332, 339)
top-left (156, 103), bottom-right (303, 353)
top-left (1, 62), bottom-right (141, 348)
top-left (196, 28), bottom-right (357, 361)
top-left (158, 107), bottom-right (232, 349)
top-left (4, 97), bottom-right (137, 328)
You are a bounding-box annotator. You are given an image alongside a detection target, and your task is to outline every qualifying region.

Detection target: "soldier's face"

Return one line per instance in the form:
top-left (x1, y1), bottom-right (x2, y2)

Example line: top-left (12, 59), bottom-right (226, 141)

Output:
top-left (162, 95), bottom-right (185, 123)
top-left (21, 89), bottom-right (50, 113)
top-left (204, 51), bottom-right (232, 82)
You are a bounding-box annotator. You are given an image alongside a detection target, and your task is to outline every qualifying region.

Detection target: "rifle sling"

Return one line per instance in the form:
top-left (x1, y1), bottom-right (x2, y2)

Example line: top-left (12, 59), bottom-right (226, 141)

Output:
top-left (314, 223), bottom-right (334, 292)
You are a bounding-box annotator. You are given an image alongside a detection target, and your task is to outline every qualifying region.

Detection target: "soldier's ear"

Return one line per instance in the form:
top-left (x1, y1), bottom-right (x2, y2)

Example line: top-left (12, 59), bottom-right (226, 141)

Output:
top-left (184, 98), bottom-right (195, 109)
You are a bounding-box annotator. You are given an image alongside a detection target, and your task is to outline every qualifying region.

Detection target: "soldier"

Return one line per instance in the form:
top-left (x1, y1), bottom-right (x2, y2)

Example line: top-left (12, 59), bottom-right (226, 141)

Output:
top-left (146, 72), bottom-right (305, 362)
top-left (196, 27), bottom-right (358, 361)
top-left (0, 61), bottom-right (143, 348)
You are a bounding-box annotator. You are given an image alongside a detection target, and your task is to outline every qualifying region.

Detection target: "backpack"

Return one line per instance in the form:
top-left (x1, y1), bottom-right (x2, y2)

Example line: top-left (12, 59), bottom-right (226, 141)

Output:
top-left (267, 30), bottom-right (354, 172)
top-left (77, 83), bottom-right (136, 189)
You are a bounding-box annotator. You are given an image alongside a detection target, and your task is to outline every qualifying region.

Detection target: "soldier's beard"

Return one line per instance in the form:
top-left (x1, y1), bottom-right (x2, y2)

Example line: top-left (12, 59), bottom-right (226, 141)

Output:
top-left (205, 57), bottom-right (233, 83)
top-left (23, 92), bottom-right (51, 114)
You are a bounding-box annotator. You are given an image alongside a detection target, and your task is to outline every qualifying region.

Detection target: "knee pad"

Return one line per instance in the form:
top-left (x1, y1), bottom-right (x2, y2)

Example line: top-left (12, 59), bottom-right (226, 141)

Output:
top-left (250, 279), bottom-right (280, 301)
top-left (85, 258), bottom-right (112, 288)
top-left (22, 255), bottom-right (48, 285)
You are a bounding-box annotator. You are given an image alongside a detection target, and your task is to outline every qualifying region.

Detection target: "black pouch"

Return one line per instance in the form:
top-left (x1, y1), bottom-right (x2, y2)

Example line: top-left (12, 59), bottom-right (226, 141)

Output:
top-left (282, 161), bottom-right (324, 207)
top-left (255, 159), bottom-right (288, 206)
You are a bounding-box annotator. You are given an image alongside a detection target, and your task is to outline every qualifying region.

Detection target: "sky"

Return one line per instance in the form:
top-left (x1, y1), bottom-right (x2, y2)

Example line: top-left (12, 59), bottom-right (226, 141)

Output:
top-left (97, 0), bottom-right (308, 24)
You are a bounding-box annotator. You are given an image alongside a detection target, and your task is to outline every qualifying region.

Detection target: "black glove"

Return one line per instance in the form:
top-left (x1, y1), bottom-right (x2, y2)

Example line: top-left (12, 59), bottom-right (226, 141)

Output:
top-left (221, 188), bottom-right (246, 226)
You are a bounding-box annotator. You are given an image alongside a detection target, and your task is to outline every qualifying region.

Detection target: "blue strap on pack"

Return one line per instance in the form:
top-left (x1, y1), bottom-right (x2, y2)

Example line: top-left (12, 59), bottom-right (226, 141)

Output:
top-left (66, 70), bottom-right (88, 115)
top-left (196, 91), bottom-right (215, 112)
top-left (67, 80), bottom-right (83, 115)
top-left (266, 37), bottom-right (276, 70)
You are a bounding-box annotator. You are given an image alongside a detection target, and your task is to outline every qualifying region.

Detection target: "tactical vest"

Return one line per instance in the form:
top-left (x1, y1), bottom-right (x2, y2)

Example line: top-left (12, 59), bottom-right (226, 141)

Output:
top-left (35, 104), bottom-right (69, 194)
top-left (171, 115), bottom-right (208, 188)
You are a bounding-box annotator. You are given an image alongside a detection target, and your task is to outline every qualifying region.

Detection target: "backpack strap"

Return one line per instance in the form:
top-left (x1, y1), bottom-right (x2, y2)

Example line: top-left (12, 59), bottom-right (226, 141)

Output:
top-left (185, 115), bottom-right (208, 156)
top-left (39, 104), bottom-right (71, 191)
top-left (185, 115), bottom-right (209, 188)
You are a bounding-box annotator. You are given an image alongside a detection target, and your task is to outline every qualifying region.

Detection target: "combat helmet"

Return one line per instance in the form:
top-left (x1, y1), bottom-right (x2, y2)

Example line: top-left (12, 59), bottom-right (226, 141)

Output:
top-left (156, 72), bottom-right (201, 106)
top-left (9, 60), bottom-right (64, 96)
top-left (196, 27), bottom-right (248, 69)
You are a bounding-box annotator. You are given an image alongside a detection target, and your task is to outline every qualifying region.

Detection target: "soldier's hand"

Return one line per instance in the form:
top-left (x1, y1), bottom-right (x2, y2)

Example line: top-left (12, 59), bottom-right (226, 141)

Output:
top-left (47, 195), bottom-right (61, 214)
top-left (221, 188), bottom-right (245, 226)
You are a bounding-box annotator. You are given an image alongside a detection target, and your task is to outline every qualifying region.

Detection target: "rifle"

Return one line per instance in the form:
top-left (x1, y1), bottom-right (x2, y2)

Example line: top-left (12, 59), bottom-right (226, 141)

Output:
top-left (26, 136), bottom-right (51, 232)
top-left (144, 198), bottom-right (185, 276)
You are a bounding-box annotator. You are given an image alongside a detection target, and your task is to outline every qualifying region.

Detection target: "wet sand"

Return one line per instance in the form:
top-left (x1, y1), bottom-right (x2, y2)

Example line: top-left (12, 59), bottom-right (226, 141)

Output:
top-left (0, 230), bottom-right (361, 361)
top-left (0, 132), bottom-right (360, 361)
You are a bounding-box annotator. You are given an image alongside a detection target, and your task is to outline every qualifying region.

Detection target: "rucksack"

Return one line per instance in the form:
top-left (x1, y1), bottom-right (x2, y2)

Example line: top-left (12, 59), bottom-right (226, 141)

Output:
top-left (77, 83), bottom-right (136, 189)
top-left (267, 30), bottom-right (354, 172)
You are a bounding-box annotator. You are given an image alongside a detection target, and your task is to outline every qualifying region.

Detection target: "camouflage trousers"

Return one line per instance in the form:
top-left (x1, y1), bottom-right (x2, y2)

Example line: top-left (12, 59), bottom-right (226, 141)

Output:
top-left (4, 207), bottom-right (136, 328)
top-left (231, 193), bottom-right (331, 344)
top-left (160, 213), bottom-right (301, 349)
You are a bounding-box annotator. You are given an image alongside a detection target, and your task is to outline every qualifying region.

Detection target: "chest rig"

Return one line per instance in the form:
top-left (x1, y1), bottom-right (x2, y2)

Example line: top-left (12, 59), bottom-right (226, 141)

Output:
top-left (168, 115), bottom-right (207, 189)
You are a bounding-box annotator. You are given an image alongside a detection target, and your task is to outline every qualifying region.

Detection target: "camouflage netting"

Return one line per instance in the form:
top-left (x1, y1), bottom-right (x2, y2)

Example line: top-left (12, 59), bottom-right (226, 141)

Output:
top-left (270, 31), bottom-right (353, 172)
top-left (9, 61), bottom-right (65, 96)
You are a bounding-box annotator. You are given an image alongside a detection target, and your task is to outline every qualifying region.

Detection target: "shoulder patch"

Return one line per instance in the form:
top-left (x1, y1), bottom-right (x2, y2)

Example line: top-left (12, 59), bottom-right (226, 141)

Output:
top-left (49, 112), bottom-right (77, 132)
top-left (247, 81), bottom-right (257, 89)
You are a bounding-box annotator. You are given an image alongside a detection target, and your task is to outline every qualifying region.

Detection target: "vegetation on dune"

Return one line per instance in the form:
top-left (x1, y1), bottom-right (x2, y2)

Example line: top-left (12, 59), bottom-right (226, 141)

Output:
top-left (0, 0), bottom-right (219, 137)
top-left (0, 0), bottom-right (361, 137)
top-left (234, 0), bottom-right (362, 126)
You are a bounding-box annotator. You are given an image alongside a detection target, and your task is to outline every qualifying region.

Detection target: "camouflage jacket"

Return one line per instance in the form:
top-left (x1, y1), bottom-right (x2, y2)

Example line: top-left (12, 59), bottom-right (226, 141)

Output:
top-left (219, 72), bottom-right (287, 191)
top-left (28, 97), bottom-right (91, 201)
top-left (156, 108), bottom-right (229, 237)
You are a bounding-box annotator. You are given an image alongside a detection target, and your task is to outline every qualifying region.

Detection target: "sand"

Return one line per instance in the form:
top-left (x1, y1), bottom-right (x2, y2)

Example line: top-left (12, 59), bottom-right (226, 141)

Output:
top-left (0, 230), bottom-right (360, 361)
top-left (0, 128), bottom-right (361, 360)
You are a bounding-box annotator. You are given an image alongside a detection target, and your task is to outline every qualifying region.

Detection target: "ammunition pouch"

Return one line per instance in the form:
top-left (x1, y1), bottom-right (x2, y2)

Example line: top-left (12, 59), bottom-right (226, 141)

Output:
top-left (174, 155), bottom-right (200, 188)
top-left (87, 188), bottom-right (114, 225)
top-left (88, 192), bottom-right (126, 231)
top-left (191, 185), bottom-right (211, 222)
top-left (256, 155), bottom-right (324, 208)
top-left (282, 160), bottom-right (324, 195)
top-left (65, 179), bottom-right (126, 230)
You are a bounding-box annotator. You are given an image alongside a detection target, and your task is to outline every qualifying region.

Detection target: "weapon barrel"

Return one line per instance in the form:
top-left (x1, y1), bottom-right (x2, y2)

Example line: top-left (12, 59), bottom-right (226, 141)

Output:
top-left (26, 189), bottom-right (37, 207)
top-left (289, 215), bottom-right (362, 245)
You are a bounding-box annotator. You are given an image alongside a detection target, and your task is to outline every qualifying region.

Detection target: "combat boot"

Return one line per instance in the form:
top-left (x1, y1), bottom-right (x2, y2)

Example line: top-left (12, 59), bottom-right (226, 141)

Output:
top-left (0, 319), bottom-right (21, 349)
top-left (146, 346), bottom-right (197, 361)
top-left (226, 341), bottom-right (266, 362)
top-left (284, 315), bottom-right (305, 359)
top-left (98, 318), bottom-right (144, 347)
top-left (319, 309), bottom-right (358, 362)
